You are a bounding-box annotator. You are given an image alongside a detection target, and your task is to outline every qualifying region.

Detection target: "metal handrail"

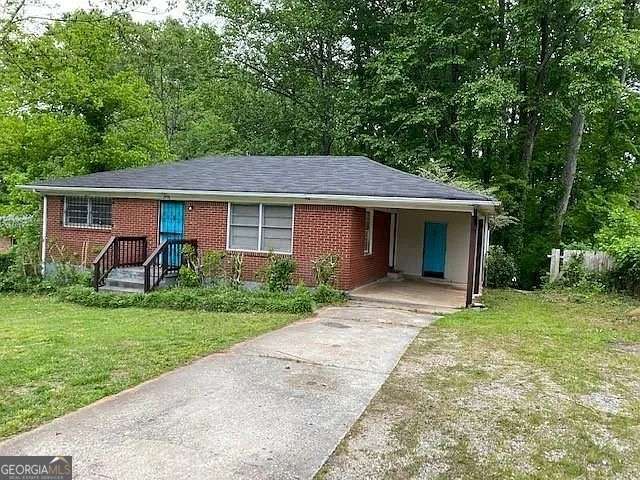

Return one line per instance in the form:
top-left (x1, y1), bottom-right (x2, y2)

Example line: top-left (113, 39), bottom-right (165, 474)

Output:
top-left (92, 236), bottom-right (147, 291)
top-left (143, 239), bottom-right (197, 292)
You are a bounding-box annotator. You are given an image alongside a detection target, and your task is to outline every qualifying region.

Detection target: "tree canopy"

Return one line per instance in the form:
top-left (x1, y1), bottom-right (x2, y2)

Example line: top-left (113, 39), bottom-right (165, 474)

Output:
top-left (1, 0), bottom-right (639, 287)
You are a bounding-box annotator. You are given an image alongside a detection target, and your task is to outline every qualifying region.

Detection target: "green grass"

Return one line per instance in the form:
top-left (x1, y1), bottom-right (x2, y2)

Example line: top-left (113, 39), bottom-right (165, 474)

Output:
top-left (0, 293), bottom-right (300, 440)
top-left (318, 289), bottom-right (640, 479)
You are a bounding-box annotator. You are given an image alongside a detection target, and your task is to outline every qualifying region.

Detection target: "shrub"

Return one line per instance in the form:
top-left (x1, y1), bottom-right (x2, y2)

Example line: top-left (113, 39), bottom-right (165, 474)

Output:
top-left (257, 253), bottom-right (297, 292)
top-left (202, 250), bottom-right (225, 283)
top-left (313, 283), bottom-right (345, 304)
top-left (549, 254), bottom-right (611, 293)
top-left (486, 245), bottom-right (518, 288)
top-left (312, 253), bottom-right (340, 286)
top-left (0, 251), bottom-right (14, 273)
top-left (595, 207), bottom-right (640, 294)
top-left (607, 238), bottom-right (640, 294)
top-left (178, 265), bottom-right (201, 288)
top-left (58, 285), bottom-right (316, 314)
top-left (47, 262), bottom-right (91, 288)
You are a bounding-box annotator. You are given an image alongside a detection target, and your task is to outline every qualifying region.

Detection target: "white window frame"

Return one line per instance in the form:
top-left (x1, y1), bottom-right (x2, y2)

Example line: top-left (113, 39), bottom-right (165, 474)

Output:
top-left (364, 208), bottom-right (374, 256)
top-left (226, 203), bottom-right (294, 254)
top-left (63, 196), bottom-right (112, 229)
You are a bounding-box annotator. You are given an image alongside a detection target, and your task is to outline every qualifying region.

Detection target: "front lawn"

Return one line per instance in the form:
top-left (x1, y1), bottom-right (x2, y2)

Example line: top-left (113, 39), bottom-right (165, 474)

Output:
top-left (318, 289), bottom-right (640, 479)
top-left (0, 293), bottom-right (300, 440)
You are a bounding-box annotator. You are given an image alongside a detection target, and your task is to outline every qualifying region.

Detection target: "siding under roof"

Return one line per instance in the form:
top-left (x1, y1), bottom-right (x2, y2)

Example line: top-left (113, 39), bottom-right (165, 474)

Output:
top-left (29, 155), bottom-right (492, 202)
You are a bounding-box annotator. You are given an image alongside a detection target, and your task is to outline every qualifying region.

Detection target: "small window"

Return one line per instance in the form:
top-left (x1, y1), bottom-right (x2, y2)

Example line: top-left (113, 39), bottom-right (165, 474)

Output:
top-left (64, 197), bottom-right (112, 228)
top-left (228, 203), bottom-right (293, 253)
top-left (364, 209), bottom-right (374, 255)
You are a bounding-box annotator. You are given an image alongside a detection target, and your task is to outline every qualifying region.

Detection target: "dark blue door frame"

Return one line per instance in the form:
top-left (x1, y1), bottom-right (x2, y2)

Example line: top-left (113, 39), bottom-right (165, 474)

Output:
top-left (423, 222), bottom-right (447, 278)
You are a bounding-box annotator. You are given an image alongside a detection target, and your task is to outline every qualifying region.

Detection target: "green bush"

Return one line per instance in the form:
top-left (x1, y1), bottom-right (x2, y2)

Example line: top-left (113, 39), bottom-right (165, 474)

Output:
top-left (178, 265), bottom-right (201, 287)
top-left (312, 253), bottom-right (340, 286)
top-left (202, 250), bottom-right (225, 283)
top-left (48, 262), bottom-right (92, 288)
top-left (486, 245), bottom-right (518, 288)
top-left (0, 251), bottom-right (14, 273)
top-left (313, 283), bottom-right (345, 304)
top-left (58, 285), bottom-right (316, 314)
top-left (595, 207), bottom-right (640, 294)
top-left (549, 255), bottom-right (611, 293)
top-left (257, 253), bottom-right (297, 292)
top-left (607, 238), bottom-right (640, 294)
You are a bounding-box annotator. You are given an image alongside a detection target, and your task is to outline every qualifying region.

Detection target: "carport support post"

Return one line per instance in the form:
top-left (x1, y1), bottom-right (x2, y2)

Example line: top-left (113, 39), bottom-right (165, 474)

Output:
top-left (466, 209), bottom-right (478, 307)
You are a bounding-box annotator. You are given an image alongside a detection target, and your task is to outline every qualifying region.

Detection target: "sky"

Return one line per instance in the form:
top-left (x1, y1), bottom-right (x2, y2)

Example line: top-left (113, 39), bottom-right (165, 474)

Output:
top-left (23, 0), bottom-right (212, 26)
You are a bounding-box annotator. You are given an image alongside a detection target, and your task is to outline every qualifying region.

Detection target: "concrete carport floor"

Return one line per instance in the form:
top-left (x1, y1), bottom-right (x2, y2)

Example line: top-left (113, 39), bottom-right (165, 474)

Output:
top-left (0, 303), bottom-right (437, 480)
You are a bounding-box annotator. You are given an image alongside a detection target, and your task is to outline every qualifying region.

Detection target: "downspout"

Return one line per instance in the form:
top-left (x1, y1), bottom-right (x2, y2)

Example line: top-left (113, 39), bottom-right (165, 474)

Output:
top-left (40, 195), bottom-right (48, 277)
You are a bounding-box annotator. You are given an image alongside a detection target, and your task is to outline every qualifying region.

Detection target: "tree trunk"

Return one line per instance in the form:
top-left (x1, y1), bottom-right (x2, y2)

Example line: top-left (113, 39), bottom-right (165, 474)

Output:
top-left (555, 109), bottom-right (586, 240)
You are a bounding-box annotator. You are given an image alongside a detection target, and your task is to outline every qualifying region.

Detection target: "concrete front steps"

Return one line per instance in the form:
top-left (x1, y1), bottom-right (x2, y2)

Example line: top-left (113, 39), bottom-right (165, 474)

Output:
top-left (101, 267), bottom-right (176, 294)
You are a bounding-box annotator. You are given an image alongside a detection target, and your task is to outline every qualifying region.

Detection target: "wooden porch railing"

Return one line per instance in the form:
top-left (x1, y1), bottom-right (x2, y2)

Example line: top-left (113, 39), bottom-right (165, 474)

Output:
top-left (92, 236), bottom-right (148, 291)
top-left (143, 239), bottom-right (197, 293)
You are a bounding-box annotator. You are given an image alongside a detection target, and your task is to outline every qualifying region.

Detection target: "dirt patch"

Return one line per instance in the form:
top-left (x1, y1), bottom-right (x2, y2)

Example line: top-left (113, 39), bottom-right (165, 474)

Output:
top-left (612, 341), bottom-right (640, 356)
top-left (579, 392), bottom-right (624, 416)
top-left (317, 327), bottom-right (640, 480)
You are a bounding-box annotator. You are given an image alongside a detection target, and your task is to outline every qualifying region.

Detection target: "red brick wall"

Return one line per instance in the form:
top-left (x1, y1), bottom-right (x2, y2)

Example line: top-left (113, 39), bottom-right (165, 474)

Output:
top-left (346, 209), bottom-right (391, 289)
top-left (46, 196), bottom-right (390, 289)
top-left (45, 196), bottom-right (158, 264)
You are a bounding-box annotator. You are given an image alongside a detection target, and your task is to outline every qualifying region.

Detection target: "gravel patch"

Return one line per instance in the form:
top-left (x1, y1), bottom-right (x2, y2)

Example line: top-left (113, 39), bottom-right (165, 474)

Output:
top-left (579, 392), bottom-right (624, 416)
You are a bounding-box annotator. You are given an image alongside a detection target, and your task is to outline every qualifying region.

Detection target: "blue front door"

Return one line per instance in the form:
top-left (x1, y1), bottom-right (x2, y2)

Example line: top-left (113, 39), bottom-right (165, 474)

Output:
top-left (423, 222), bottom-right (447, 278)
top-left (160, 201), bottom-right (185, 266)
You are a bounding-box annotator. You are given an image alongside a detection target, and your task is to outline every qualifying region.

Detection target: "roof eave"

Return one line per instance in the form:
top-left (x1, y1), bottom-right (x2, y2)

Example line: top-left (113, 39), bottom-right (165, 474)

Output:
top-left (19, 185), bottom-right (499, 213)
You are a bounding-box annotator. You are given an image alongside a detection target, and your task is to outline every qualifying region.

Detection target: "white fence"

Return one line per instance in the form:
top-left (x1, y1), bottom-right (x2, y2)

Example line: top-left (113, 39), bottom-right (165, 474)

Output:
top-left (548, 249), bottom-right (614, 282)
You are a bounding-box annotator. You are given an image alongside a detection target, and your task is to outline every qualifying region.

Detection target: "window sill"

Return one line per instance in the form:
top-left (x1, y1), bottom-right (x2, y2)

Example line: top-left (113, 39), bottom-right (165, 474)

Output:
top-left (62, 224), bottom-right (112, 231)
top-left (226, 248), bottom-right (292, 257)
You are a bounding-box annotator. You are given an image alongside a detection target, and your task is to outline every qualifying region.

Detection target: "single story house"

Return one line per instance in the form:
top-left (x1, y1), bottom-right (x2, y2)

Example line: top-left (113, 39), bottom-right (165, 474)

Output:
top-left (22, 155), bottom-right (498, 307)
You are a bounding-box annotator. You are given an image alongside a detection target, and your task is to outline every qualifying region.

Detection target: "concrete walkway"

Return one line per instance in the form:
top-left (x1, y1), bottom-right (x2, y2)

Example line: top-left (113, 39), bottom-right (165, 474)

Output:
top-left (0, 303), bottom-right (436, 480)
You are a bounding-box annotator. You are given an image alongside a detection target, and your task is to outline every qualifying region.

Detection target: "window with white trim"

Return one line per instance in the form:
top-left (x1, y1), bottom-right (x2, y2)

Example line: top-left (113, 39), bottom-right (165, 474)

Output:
top-left (364, 208), bottom-right (374, 255)
top-left (228, 203), bottom-right (293, 253)
top-left (64, 196), bottom-right (112, 228)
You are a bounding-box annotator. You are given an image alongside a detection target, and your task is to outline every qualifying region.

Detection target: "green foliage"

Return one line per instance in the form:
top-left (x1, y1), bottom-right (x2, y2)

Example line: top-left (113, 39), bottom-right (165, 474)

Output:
top-left (178, 265), bottom-right (201, 288)
top-left (0, 216), bottom-right (41, 292)
top-left (48, 263), bottom-right (92, 289)
top-left (0, 252), bottom-right (12, 273)
top-left (0, 12), bottom-right (171, 212)
top-left (311, 253), bottom-right (340, 286)
top-left (0, 215), bottom-right (34, 235)
top-left (313, 283), bottom-right (345, 305)
top-left (596, 207), bottom-right (640, 294)
top-left (547, 255), bottom-right (611, 294)
top-left (486, 246), bottom-right (518, 288)
top-left (2, 2), bottom-right (640, 290)
top-left (257, 254), bottom-right (297, 292)
top-left (202, 250), bottom-right (226, 283)
top-left (58, 285), bottom-right (316, 314)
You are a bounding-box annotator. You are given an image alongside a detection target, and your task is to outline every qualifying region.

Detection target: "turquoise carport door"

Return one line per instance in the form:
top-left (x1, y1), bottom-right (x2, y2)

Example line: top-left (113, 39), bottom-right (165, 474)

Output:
top-left (423, 222), bottom-right (447, 278)
top-left (159, 201), bottom-right (185, 266)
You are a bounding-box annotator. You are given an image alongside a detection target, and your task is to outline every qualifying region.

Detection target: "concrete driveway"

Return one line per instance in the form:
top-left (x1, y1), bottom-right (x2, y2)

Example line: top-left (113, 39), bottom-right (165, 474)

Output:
top-left (0, 303), bottom-right (435, 479)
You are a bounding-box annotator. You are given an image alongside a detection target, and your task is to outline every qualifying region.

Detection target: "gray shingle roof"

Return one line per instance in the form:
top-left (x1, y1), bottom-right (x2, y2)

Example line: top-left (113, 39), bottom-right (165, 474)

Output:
top-left (30, 155), bottom-right (492, 202)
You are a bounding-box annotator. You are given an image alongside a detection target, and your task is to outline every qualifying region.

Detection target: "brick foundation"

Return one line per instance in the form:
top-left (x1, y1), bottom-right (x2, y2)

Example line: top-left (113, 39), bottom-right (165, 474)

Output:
top-left (45, 196), bottom-right (390, 289)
